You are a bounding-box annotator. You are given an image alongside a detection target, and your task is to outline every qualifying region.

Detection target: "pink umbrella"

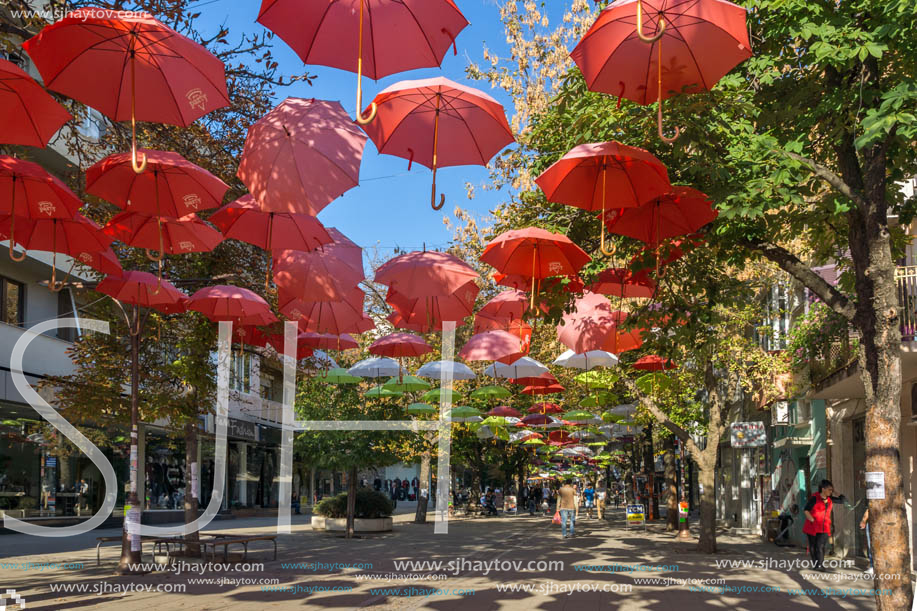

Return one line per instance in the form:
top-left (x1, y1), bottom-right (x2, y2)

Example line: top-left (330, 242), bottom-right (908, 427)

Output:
top-left (237, 98), bottom-right (367, 216)
top-left (375, 250), bottom-right (479, 298)
top-left (588, 267), bottom-right (655, 299)
top-left (386, 281), bottom-right (478, 330)
top-left (97, 271), bottom-right (188, 314)
top-left (102, 212), bottom-right (223, 255)
top-left (557, 292), bottom-right (643, 354)
top-left (488, 405), bottom-right (521, 418)
top-left (299, 332), bottom-right (359, 351)
top-left (209, 194), bottom-right (332, 252)
top-left (0, 58), bottom-right (73, 147)
top-left (71, 246), bottom-right (123, 277)
top-left (361, 77), bottom-right (514, 209)
top-left (528, 402), bottom-right (563, 415)
top-left (474, 289), bottom-right (527, 330)
top-left (190, 285), bottom-right (278, 326)
top-left (369, 333), bottom-right (432, 358)
top-left (458, 330), bottom-right (526, 365)
top-left (279, 287), bottom-right (374, 335)
top-left (272, 227), bottom-right (363, 302)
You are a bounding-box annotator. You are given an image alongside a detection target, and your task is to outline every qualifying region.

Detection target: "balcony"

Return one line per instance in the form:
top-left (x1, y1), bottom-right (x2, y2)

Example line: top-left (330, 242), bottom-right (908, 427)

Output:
top-left (897, 265), bottom-right (917, 341)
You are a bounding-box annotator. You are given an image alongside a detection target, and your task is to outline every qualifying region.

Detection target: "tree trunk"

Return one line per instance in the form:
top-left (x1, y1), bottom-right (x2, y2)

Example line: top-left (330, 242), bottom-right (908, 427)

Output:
top-left (345, 465), bottom-right (357, 539)
top-left (642, 424), bottom-right (657, 520)
top-left (663, 436), bottom-right (678, 531)
top-left (183, 420), bottom-right (200, 557)
top-left (117, 323), bottom-right (143, 573)
top-left (309, 467), bottom-right (315, 507)
top-left (414, 452), bottom-right (431, 524)
top-left (696, 453), bottom-right (717, 554)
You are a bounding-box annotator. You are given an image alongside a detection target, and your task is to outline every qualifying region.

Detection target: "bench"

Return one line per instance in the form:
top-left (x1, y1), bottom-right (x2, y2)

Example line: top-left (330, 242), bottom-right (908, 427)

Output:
top-left (201, 535), bottom-right (277, 562)
top-left (95, 535), bottom-right (161, 566)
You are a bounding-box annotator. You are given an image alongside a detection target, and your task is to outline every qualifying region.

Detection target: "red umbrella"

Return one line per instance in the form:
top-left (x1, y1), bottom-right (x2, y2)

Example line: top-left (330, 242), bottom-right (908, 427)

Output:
top-left (272, 228), bottom-right (364, 302)
top-left (604, 186), bottom-right (717, 245)
top-left (386, 281), bottom-right (478, 330)
top-left (522, 383), bottom-right (565, 396)
top-left (458, 330), bottom-right (525, 365)
top-left (23, 8), bottom-right (229, 172)
top-left (257, 0), bottom-right (468, 123)
top-left (570, 0), bottom-right (752, 141)
top-left (633, 354), bottom-right (677, 371)
top-left (97, 271), bottom-right (188, 314)
top-left (511, 372), bottom-right (559, 387)
top-left (0, 156), bottom-right (83, 261)
top-left (528, 402), bottom-right (563, 415)
top-left (1, 214), bottom-right (112, 290)
top-left (488, 406), bottom-right (521, 418)
top-left (481, 227), bottom-right (590, 309)
top-left (237, 98), bottom-right (367, 216)
top-left (103, 212), bottom-right (223, 255)
top-left (0, 58), bottom-right (73, 147)
top-left (279, 287), bottom-right (374, 335)
top-left (299, 332), bottom-right (359, 351)
top-left (86, 150), bottom-right (229, 262)
top-left (475, 290), bottom-right (527, 327)
top-left (190, 285), bottom-right (278, 326)
top-left (557, 292), bottom-right (644, 354)
top-left (494, 274), bottom-right (585, 297)
top-left (535, 141), bottom-right (670, 254)
top-left (387, 310), bottom-right (434, 333)
top-left (361, 77), bottom-right (514, 209)
top-left (588, 267), bottom-right (656, 299)
top-left (368, 333), bottom-right (432, 358)
top-left (71, 246), bottom-right (123, 277)
top-left (210, 195), bottom-right (332, 252)
top-left (375, 250), bottom-right (479, 298)
top-left (521, 413), bottom-right (553, 426)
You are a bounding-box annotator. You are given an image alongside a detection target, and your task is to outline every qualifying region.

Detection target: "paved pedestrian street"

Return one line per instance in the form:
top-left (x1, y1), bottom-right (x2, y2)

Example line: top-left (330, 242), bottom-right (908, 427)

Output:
top-left (0, 510), bottom-right (882, 610)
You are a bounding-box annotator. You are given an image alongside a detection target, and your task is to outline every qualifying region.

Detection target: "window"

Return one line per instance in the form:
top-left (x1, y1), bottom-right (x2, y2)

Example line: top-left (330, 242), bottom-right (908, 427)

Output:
top-left (1, 276), bottom-right (24, 326)
top-left (260, 370), bottom-right (279, 402)
top-left (57, 289), bottom-right (76, 341)
top-left (230, 352), bottom-right (252, 393)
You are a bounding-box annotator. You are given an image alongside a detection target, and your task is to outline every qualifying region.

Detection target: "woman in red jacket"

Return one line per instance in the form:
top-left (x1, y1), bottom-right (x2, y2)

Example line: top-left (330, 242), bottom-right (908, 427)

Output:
top-left (803, 479), bottom-right (847, 571)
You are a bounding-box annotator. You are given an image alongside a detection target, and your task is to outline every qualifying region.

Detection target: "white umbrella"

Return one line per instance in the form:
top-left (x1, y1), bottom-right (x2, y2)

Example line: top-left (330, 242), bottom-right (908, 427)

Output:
top-left (561, 445), bottom-right (594, 457)
top-left (553, 349), bottom-right (618, 370)
top-left (475, 425), bottom-right (495, 439)
top-left (416, 360), bottom-right (477, 380)
top-left (452, 415), bottom-right (483, 424)
top-left (347, 357), bottom-right (401, 378)
top-left (609, 403), bottom-right (637, 417)
top-left (484, 356), bottom-right (548, 379)
top-left (529, 416), bottom-right (566, 429)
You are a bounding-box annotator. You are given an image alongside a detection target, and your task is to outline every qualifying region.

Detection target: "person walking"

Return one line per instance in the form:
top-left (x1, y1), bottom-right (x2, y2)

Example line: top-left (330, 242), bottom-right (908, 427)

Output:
top-left (583, 482), bottom-right (596, 519)
top-left (803, 479), bottom-right (846, 572)
top-left (557, 478), bottom-right (576, 538)
top-left (596, 479), bottom-right (606, 520)
top-left (859, 508), bottom-right (874, 577)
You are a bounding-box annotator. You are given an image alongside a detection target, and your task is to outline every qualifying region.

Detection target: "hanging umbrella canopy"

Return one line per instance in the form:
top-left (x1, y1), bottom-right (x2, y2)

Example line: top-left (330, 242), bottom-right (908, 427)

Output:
top-left (102, 212), bottom-right (223, 254)
top-left (633, 354), bottom-right (677, 371)
top-left (588, 267), bottom-right (656, 299)
top-left (509, 371), bottom-right (558, 387)
top-left (365, 385), bottom-right (403, 399)
top-left (70, 246), bottom-right (123, 277)
top-left (487, 405), bottom-right (521, 418)
top-left (553, 349), bottom-right (619, 371)
top-left (521, 413), bottom-right (552, 426)
top-left (189, 285), bottom-right (277, 326)
top-left (318, 367), bottom-right (362, 384)
top-left (361, 77), bottom-right (514, 209)
top-left (528, 402), bottom-right (563, 415)
top-left (348, 356), bottom-right (401, 379)
top-left (416, 360), bottom-right (477, 381)
top-left (458, 330), bottom-right (526, 365)
top-left (609, 403), bottom-right (637, 417)
top-left (209, 194), bottom-right (333, 252)
top-left (408, 402), bottom-right (438, 416)
top-left (0, 58), bottom-right (73, 148)
top-left (369, 332), bottom-right (433, 358)
top-left (421, 387), bottom-right (465, 403)
top-left (484, 356), bottom-right (549, 380)
top-left (481, 227), bottom-right (591, 283)
top-left (469, 385), bottom-right (512, 401)
top-left (382, 375), bottom-right (431, 393)
top-left (273, 227), bottom-right (364, 302)
top-left (386, 281), bottom-right (479, 330)
top-left (579, 391), bottom-right (618, 408)
top-left (521, 383), bottom-right (565, 396)
top-left (557, 291), bottom-right (643, 354)
top-left (0, 156), bottom-right (82, 220)
top-left (474, 289), bottom-right (527, 330)
top-left (446, 405), bottom-right (482, 422)
top-left (375, 250), bottom-right (480, 298)
top-left (1, 213), bottom-right (112, 256)
top-left (603, 187), bottom-right (718, 246)
top-left (563, 410), bottom-right (599, 422)
top-left (237, 98), bottom-right (367, 215)
top-left (298, 332), bottom-right (359, 351)
top-left (280, 289), bottom-right (374, 335)
top-left (96, 271), bottom-right (188, 313)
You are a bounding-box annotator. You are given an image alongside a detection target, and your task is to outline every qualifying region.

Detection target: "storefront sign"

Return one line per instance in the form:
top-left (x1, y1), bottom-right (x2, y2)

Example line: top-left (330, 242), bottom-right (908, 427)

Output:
top-left (865, 472), bottom-right (885, 500)
top-left (45, 456), bottom-right (57, 468)
top-left (228, 418), bottom-right (257, 441)
top-left (626, 504), bottom-right (645, 528)
top-left (730, 421), bottom-right (766, 447)
top-left (679, 501), bottom-right (688, 523)
top-left (814, 448), bottom-right (827, 469)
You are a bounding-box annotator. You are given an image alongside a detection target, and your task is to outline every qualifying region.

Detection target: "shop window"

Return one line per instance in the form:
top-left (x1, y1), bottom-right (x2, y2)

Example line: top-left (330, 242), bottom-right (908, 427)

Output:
top-left (230, 352), bottom-right (253, 393)
top-left (260, 369), bottom-right (282, 402)
top-left (1, 276), bottom-right (24, 326)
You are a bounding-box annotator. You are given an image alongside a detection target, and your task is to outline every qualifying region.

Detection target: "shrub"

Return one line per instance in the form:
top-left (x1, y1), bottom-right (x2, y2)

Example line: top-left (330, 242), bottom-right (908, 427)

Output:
top-left (315, 489), bottom-right (393, 519)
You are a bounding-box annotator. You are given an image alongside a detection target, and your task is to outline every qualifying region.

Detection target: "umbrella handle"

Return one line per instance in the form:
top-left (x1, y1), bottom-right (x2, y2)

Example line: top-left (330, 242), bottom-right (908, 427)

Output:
top-left (599, 163), bottom-right (615, 256)
top-left (431, 99), bottom-right (445, 210)
top-left (407, 148), bottom-right (414, 171)
top-left (656, 40), bottom-right (680, 143)
top-left (600, 225), bottom-right (616, 257)
top-left (636, 0), bottom-right (665, 44)
top-left (354, 0), bottom-right (377, 125)
top-left (145, 209), bottom-right (165, 263)
top-left (129, 50), bottom-right (148, 174)
top-left (131, 146), bottom-right (147, 174)
top-left (442, 28), bottom-right (458, 56)
top-left (49, 250), bottom-right (65, 293)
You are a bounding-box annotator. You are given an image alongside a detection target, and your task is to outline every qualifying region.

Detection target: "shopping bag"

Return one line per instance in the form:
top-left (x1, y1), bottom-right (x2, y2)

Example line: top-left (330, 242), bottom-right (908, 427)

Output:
top-left (552, 511), bottom-right (561, 525)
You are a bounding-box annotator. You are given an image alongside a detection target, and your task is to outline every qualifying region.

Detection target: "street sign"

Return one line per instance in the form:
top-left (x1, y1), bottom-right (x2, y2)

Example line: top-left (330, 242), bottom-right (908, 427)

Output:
top-left (730, 421), bottom-right (766, 447)
top-left (626, 504), bottom-right (645, 529)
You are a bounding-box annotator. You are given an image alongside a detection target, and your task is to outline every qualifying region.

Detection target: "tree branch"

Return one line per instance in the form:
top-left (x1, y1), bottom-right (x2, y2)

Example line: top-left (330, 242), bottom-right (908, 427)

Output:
top-left (780, 150), bottom-right (868, 211)
top-left (619, 374), bottom-right (703, 458)
top-left (740, 238), bottom-right (856, 322)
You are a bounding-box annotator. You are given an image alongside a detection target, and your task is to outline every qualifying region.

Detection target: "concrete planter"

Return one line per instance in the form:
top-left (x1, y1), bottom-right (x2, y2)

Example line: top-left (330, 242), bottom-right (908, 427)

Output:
top-left (324, 517), bottom-right (392, 533)
top-left (310, 516), bottom-right (326, 530)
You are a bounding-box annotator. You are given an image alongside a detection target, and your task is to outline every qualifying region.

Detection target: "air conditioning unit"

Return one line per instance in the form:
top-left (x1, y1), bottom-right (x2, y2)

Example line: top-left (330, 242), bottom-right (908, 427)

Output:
top-left (794, 399), bottom-right (812, 424)
top-left (772, 401), bottom-right (790, 425)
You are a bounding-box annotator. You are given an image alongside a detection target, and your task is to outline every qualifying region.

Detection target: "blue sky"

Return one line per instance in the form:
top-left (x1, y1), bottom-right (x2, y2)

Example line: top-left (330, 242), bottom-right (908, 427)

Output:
top-left (194, 0), bottom-right (526, 256)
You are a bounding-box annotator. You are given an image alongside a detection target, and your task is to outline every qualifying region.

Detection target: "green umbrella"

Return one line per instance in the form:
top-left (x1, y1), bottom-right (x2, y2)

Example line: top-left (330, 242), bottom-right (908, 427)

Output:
top-left (563, 409), bottom-right (597, 421)
top-left (601, 411), bottom-right (625, 423)
top-left (636, 372), bottom-right (672, 394)
top-left (523, 438), bottom-right (546, 446)
top-left (481, 415), bottom-right (509, 427)
top-left (446, 405), bottom-right (481, 421)
top-left (574, 370), bottom-right (619, 389)
top-left (422, 387), bottom-right (465, 403)
top-left (587, 441), bottom-right (607, 447)
top-left (319, 367), bottom-right (362, 384)
top-left (365, 385), bottom-right (403, 398)
top-left (470, 385), bottom-right (512, 400)
top-left (383, 375), bottom-right (431, 393)
top-left (407, 402), bottom-right (438, 415)
top-left (579, 391), bottom-right (617, 408)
